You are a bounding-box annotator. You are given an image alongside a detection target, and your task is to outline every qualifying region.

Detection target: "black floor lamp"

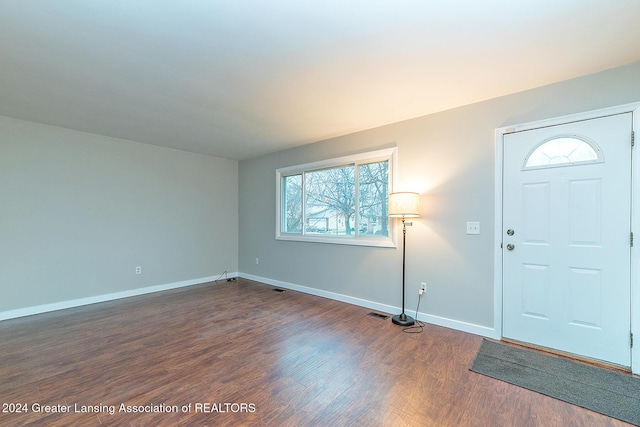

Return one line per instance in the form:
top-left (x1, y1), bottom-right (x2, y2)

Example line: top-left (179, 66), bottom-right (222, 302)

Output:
top-left (388, 192), bottom-right (420, 326)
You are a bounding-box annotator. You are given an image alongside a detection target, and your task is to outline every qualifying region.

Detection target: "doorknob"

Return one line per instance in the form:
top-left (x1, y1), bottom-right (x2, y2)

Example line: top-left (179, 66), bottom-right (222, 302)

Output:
top-left (507, 229), bottom-right (514, 236)
top-left (506, 243), bottom-right (515, 251)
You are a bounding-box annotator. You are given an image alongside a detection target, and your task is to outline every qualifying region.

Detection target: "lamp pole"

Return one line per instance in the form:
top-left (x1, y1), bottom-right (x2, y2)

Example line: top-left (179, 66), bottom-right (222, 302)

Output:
top-left (392, 216), bottom-right (415, 326)
top-left (388, 191), bottom-right (419, 327)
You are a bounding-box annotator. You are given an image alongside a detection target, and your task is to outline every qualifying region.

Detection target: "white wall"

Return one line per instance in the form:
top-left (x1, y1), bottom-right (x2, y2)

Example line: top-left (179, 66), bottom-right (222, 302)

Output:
top-left (238, 61), bottom-right (640, 333)
top-left (0, 116), bottom-right (238, 314)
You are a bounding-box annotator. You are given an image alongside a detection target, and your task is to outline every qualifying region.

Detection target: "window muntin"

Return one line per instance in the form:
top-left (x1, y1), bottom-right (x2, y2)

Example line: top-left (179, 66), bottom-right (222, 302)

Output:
top-left (276, 148), bottom-right (396, 247)
top-left (524, 136), bottom-right (603, 170)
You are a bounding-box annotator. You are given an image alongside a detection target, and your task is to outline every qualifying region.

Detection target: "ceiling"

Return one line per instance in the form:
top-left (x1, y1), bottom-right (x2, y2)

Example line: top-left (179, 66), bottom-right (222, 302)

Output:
top-left (2, 1), bottom-right (640, 160)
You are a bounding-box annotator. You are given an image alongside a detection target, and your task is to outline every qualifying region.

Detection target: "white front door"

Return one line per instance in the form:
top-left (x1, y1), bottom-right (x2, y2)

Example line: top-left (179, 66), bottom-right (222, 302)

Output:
top-left (502, 112), bottom-right (633, 367)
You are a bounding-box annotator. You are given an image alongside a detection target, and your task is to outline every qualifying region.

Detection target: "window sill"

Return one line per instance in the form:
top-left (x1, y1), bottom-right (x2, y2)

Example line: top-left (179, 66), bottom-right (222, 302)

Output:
top-left (276, 233), bottom-right (396, 248)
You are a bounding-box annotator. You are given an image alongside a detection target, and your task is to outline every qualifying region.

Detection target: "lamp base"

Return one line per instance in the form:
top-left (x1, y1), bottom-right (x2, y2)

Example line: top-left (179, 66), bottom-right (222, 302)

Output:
top-left (392, 313), bottom-right (415, 326)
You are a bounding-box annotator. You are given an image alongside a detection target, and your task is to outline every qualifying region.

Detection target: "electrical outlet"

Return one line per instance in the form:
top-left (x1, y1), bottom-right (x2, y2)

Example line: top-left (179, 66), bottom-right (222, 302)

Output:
top-left (135, 266), bottom-right (142, 275)
top-left (255, 258), bottom-right (259, 265)
top-left (420, 282), bottom-right (427, 294)
top-left (466, 222), bottom-right (480, 235)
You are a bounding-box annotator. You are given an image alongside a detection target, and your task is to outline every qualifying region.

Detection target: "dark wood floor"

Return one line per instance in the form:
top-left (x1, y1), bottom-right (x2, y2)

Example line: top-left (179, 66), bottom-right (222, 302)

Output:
top-left (0, 278), bottom-right (632, 426)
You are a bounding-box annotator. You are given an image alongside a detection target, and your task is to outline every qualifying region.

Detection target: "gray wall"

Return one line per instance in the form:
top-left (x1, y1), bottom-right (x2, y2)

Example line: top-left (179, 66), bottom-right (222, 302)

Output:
top-left (0, 116), bottom-right (238, 313)
top-left (238, 61), bottom-right (640, 331)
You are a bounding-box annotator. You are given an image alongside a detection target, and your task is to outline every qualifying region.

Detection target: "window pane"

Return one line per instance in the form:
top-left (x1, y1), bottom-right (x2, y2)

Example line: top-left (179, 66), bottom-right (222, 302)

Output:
top-left (305, 165), bottom-right (355, 235)
top-left (358, 160), bottom-right (389, 236)
top-left (525, 137), bottom-right (601, 169)
top-left (282, 174), bottom-right (302, 233)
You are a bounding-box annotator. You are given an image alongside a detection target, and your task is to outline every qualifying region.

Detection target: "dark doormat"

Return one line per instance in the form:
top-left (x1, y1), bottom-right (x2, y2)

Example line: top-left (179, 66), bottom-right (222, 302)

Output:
top-left (470, 339), bottom-right (640, 426)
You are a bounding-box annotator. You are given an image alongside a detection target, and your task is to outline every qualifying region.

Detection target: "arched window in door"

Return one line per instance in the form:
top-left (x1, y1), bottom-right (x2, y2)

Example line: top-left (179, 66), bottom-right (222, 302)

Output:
top-left (523, 135), bottom-right (603, 170)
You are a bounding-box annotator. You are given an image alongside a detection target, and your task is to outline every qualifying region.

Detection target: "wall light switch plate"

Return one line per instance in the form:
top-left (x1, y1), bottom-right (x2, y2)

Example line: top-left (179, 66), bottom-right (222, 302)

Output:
top-left (466, 222), bottom-right (480, 235)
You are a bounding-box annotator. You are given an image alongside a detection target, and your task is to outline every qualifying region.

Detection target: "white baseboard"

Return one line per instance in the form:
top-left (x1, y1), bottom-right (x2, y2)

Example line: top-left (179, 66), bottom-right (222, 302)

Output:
top-left (240, 273), bottom-right (498, 339)
top-left (0, 272), bottom-right (238, 321)
top-left (1, 272), bottom-right (498, 340)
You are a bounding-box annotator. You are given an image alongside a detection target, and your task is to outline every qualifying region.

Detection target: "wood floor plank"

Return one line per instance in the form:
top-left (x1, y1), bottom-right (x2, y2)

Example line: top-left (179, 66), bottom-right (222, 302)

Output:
top-left (0, 278), bottom-right (634, 426)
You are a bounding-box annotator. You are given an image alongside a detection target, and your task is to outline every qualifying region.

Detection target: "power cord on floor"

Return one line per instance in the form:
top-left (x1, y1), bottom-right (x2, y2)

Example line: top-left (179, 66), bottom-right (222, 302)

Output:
top-left (213, 271), bottom-right (228, 282)
top-left (403, 293), bottom-right (424, 334)
top-left (213, 271), bottom-right (237, 282)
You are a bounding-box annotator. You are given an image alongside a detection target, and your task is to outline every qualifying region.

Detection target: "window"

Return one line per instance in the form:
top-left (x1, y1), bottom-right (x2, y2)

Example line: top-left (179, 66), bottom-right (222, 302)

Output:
top-left (276, 148), bottom-right (396, 247)
top-left (524, 136), bottom-right (603, 170)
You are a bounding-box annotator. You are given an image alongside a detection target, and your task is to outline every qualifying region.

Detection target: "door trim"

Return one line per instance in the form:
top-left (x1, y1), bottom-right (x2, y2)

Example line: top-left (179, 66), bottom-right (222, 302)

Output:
top-left (494, 102), bottom-right (640, 374)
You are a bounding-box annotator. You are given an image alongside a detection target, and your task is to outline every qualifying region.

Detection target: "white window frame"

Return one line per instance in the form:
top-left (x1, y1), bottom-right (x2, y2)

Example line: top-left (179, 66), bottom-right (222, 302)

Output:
top-left (276, 147), bottom-right (397, 248)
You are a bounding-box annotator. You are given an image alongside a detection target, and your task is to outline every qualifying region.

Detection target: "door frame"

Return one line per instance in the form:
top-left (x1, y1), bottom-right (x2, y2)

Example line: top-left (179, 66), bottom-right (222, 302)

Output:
top-left (494, 102), bottom-right (640, 374)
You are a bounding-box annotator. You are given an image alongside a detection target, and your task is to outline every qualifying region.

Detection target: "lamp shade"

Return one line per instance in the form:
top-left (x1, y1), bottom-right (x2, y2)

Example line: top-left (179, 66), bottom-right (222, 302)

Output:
top-left (388, 192), bottom-right (420, 218)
